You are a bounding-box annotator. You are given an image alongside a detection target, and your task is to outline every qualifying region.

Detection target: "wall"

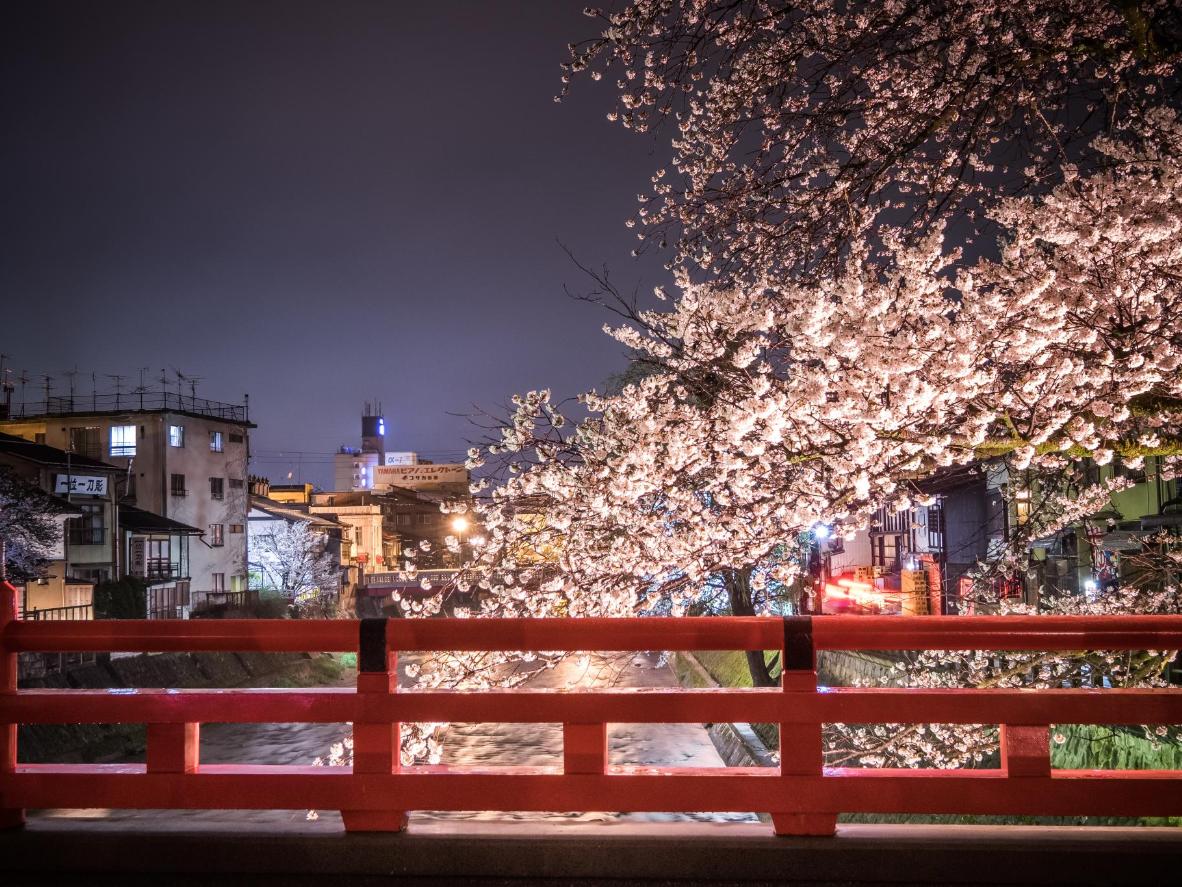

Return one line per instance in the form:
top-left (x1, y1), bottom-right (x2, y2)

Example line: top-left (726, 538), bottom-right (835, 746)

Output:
top-left (156, 413), bottom-right (250, 593)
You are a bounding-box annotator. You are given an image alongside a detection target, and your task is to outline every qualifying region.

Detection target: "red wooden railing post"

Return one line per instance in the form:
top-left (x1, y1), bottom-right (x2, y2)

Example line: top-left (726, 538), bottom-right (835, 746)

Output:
top-left (564, 722), bottom-right (607, 775)
top-left (147, 723), bottom-right (200, 774)
top-left (772, 616), bottom-right (836, 836)
top-left (1000, 724), bottom-right (1051, 778)
top-left (0, 579), bottom-right (24, 828)
top-left (341, 617), bottom-right (408, 832)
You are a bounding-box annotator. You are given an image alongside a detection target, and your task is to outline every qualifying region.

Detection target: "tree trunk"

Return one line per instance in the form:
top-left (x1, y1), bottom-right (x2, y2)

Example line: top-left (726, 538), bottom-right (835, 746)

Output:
top-left (725, 567), bottom-right (777, 687)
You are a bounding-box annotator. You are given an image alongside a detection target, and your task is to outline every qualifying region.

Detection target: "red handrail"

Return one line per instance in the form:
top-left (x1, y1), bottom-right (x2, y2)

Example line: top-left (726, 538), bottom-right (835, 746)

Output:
top-left (1, 581), bottom-right (1180, 835)
top-left (8, 614), bottom-right (1181, 653)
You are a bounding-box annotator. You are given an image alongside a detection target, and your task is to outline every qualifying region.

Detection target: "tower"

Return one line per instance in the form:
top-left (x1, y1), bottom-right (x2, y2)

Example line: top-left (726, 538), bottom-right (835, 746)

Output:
top-left (361, 400), bottom-right (385, 460)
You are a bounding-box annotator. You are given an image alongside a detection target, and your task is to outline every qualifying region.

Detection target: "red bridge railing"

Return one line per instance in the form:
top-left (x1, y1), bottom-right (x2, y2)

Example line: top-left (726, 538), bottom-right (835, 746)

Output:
top-left (1, 581), bottom-right (1181, 834)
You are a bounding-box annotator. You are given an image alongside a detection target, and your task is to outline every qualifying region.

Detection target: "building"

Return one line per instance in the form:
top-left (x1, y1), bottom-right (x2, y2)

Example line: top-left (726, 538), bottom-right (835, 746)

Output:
top-left (0, 431), bottom-right (124, 619)
top-left (0, 391), bottom-right (254, 606)
top-left (119, 503), bottom-right (203, 619)
top-left (820, 455), bottom-right (1182, 616)
top-left (265, 482), bottom-right (314, 504)
top-left (332, 405), bottom-right (469, 496)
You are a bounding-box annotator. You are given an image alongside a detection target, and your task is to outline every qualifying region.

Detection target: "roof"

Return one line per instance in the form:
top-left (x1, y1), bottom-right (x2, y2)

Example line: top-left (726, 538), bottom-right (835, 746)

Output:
top-left (250, 496), bottom-right (344, 529)
top-left (119, 504), bottom-right (203, 536)
top-left (0, 432), bottom-right (120, 472)
top-left (910, 463), bottom-right (986, 496)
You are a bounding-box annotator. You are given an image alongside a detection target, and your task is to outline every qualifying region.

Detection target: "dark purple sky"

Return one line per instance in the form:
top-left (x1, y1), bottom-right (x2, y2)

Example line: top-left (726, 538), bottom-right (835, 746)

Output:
top-left (1, 1), bottom-right (668, 487)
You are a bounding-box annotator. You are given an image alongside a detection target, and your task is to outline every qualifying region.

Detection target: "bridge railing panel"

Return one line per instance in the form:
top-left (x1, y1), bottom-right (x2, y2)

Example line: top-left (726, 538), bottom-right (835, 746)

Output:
top-left (2, 580), bottom-right (1181, 834)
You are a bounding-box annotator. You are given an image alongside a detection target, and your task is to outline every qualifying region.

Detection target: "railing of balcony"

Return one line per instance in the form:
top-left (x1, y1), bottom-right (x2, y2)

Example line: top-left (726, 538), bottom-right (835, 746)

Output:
top-left (8, 392), bottom-right (248, 423)
top-left (141, 559), bottom-right (180, 581)
top-left (0, 584), bottom-right (1180, 834)
top-left (22, 604), bottom-right (93, 621)
top-left (66, 527), bottom-right (105, 546)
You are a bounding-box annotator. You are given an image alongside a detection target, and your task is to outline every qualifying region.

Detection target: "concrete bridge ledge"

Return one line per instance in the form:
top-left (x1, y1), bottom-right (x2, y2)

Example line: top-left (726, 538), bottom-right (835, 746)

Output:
top-left (2, 821), bottom-right (1182, 885)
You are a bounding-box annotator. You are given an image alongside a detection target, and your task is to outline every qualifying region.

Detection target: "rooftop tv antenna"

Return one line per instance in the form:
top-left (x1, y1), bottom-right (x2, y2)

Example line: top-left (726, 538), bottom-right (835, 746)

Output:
top-left (174, 367), bottom-right (203, 403)
top-left (105, 374), bottom-right (126, 409)
top-left (136, 367), bottom-right (150, 408)
top-left (16, 370), bottom-right (29, 411)
top-left (63, 366), bottom-right (79, 408)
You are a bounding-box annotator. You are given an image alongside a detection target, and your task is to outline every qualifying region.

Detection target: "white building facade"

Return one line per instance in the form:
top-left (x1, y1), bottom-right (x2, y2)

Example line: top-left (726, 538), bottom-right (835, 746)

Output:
top-left (1, 393), bottom-right (253, 604)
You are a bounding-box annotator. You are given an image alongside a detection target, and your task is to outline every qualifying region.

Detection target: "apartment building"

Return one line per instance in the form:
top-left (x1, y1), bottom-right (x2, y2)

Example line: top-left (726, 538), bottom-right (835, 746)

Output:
top-left (1, 391), bottom-right (254, 604)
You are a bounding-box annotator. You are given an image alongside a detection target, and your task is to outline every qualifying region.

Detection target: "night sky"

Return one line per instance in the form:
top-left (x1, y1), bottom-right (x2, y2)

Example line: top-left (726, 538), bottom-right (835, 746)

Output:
top-left (1, 1), bottom-right (668, 488)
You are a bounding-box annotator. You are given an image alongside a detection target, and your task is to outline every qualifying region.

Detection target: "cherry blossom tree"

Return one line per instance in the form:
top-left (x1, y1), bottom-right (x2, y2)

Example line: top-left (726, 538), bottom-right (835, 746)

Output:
top-left (0, 468), bottom-right (62, 582)
top-left (248, 520), bottom-right (340, 616)
top-left (439, 1), bottom-right (1182, 754)
top-left (328, 3), bottom-right (1182, 772)
top-left (564, 1), bottom-right (1181, 286)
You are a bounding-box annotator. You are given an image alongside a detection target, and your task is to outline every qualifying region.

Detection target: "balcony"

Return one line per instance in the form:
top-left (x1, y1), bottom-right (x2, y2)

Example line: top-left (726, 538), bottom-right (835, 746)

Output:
top-left (66, 527), bottom-right (105, 547)
top-left (138, 558), bottom-right (182, 581)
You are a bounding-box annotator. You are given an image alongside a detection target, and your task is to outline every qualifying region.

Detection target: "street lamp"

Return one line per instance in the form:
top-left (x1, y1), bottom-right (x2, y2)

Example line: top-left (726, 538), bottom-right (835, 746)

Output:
top-left (450, 516), bottom-right (470, 567)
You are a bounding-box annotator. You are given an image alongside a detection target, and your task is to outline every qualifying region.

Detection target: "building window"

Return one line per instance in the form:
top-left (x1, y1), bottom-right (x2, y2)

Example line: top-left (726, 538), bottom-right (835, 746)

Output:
top-left (67, 503), bottom-right (105, 546)
top-left (210, 431), bottom-right (224, 453)
top-left (69, 426), bottom-right (102, 460)
top-left (110, 425), bottom-right (136, 457)
top-left (212, 573), bottom-right (226, 592)
top-left (229, 523), bottom-right (244, 534)
top-left (209, 524), bottom-right (224, 547)
top-left (170, 473), bottom-right (187, 497)
top-left (210, 477), bottom-right (224, 500)
top-left (1014, 488), bottom-right (1032, 526)
top-left (168, 424), bottom-right (185, 448)
top-left (229, 433), bottom-right (244, 444)
top-left (229, 478), bottom-right (244, 489)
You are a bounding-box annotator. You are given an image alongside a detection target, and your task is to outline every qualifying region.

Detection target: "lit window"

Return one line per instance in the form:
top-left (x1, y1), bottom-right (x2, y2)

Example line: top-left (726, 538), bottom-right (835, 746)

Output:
top-left (168, 425), bottom-right (185, 448)
top-left (209, 523), bottom-right (224, 546)
top-left (110, 425), bottom-right (136, 457)
top-left (209, 431), bottom-right (224, 453)
top-left (1014, 488), bottom-right (1031, 526)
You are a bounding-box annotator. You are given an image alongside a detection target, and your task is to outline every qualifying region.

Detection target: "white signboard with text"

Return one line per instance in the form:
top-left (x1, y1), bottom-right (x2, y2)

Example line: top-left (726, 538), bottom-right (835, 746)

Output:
top-left (54, 474), bottom-right (108, 496)
top-left (372, 464), bottom-right (467, 490)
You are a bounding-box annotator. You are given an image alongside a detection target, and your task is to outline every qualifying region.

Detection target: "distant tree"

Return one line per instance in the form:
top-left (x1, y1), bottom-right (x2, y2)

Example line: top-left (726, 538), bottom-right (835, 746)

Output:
top-left (93, 576), bottom-right (149, 620)
top-left (0, 467), bottom-right (62, 582)
top-left (248, 520), bottom-right (340, 616)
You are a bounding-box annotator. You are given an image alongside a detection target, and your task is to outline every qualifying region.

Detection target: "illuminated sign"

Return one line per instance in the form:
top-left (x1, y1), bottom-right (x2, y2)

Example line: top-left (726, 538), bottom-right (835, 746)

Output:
top-left (54, 474), bottom-right (109, 496)
top-left (372, 464), bottom-right (467, 490)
